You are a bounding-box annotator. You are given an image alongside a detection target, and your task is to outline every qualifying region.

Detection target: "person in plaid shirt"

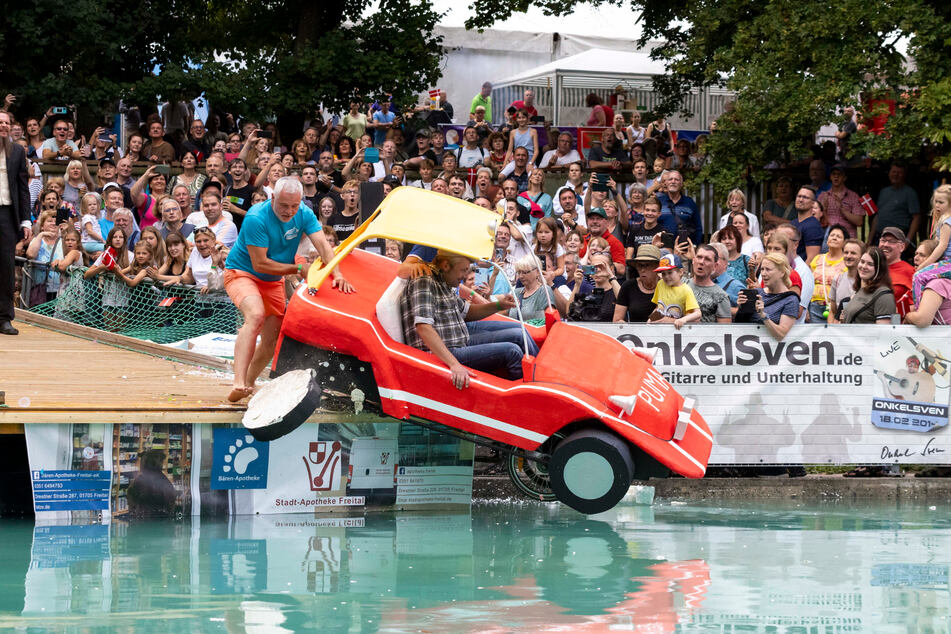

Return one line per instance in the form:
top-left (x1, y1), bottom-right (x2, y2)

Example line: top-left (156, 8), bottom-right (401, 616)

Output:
top-left (399, 251), bottom-right (529, 389)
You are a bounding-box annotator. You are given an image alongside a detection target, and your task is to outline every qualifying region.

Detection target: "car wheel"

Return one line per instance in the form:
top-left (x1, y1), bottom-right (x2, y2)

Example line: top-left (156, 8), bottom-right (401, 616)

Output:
top-left (506, 432), bottom-right (565, 502)
top-left (548, 429), bottom-right (634, 514)
top-left (243, 369), bottom-right (322, 442)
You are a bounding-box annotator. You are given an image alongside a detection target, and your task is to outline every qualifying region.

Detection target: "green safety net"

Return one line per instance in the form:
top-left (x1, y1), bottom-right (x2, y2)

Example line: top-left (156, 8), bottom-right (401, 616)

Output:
top-left (29, 268), bottom-right (243, 344)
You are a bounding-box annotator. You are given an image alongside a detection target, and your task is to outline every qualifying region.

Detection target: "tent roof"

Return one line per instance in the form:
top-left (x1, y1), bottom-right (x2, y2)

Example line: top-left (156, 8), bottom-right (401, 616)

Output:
top-left (493, 48), bottom-right (667, 90)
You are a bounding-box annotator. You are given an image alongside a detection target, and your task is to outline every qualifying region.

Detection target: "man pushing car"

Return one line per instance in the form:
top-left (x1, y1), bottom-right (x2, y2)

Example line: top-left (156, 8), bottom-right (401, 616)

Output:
top-left (224, 176), bottom-right (353, 402)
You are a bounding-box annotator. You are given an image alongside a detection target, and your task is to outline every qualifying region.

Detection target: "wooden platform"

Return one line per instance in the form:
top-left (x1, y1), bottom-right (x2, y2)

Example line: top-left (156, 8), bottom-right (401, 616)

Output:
top-left (0, 314), bottom-right (245, 426)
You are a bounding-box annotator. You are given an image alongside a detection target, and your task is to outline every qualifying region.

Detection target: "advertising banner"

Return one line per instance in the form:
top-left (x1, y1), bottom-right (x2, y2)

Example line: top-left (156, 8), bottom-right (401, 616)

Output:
top-left (26, 419), bottom-right (474, 518)
top-left (584, 323), bottom-right (951, 465)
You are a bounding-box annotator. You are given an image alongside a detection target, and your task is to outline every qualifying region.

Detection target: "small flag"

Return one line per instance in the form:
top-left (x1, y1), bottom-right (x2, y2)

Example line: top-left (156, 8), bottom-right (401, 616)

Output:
top-left (859, 194), bottom-right (878, 216)
top-left (100, 247), bottom-right (118, 270)
top-left (158, 297), bottom-right (180, 308)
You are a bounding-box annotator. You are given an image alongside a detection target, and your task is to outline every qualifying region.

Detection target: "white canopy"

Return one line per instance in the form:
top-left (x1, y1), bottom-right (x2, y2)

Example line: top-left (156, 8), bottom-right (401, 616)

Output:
top-left (494, 48), bottom-right (667, 91)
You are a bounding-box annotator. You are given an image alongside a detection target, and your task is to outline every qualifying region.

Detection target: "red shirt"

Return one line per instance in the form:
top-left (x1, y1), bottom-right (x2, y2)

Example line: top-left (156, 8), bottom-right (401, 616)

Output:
top-left (889, 260), bottom-right (914, 317)
top-left (511, 101), bottom-right (538, 118)
top-left (580, 231), bottom-right (625, 267)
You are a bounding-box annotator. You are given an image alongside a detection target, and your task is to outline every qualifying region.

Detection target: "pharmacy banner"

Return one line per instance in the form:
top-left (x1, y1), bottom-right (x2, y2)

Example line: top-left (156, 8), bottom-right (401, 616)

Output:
top-left (25, 420), bottom-right (473, 520)
top-left (584, 324), bottom-right (951, 466)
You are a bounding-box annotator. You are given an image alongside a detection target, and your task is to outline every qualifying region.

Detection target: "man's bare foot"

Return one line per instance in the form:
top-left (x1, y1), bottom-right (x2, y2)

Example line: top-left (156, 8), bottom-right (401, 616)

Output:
top-left (227, 386), bottom-right (254, 403)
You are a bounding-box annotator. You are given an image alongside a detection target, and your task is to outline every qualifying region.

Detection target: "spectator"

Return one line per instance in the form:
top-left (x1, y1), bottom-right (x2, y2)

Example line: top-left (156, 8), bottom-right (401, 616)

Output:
top-left (369, 100), bottom-right (396, 146)
top-left (142, 115), bottom-right (176, 164)
top-left (510, 89), bottom-right (537, 119)
top-left (808, 159), bottom-right (831, 195)
top-left (788, 186), bottom-right (823, 263)
top-left (567, 253), bottom-right (620, 322)
top-left (409, 159), bottom-right (435, 190)
top-left (870, 163), bottom-right (920, 244)
top-left (717, 189), bottom-right (760, 237)
top-left (431, 177), bottom-right (449, 195)
top-left (26, 210), bottom-right (65, 304)
top-left (225, 133), bottom-right (243, 162)
top-left (190, 191), bottom-right (237, 247)
top-left (24, 117), bottom-right (44, 159)
top-left (168, 150), bottom-right (207, 202)
top-left (840, 246), bottom-right (897, 324)
top-left (731, 212), bottom-right (764, 257)
top-left (656, 170), bottom-right (703, 246)
top-left (828, 238), bottom-right (864, 323)
top-left (626, 159), bottom-right (650, 200)
top-left (688, 244), bottom-right (732, 323)
top-left (716, 223), bottom-right (751, 284)
top-left (584, 93), bottom-right (613, 127)
top-left (878, 226), bottom-right (914, 318)
top-left (588, 128), bottom-right (628, 172)
top-left (736, 253), bottom-right (798, 340)
top-left (626, 194), bottom-right (664, 255)
top-left (257, 158), bottom-right (288, 198)
top-left (130, 165), bottom-right (168, 229)
top-left (711, 242), bottom-right (745, 307)
top-left (470, 82), bottom-right (493, 121)
top-left (646, 117), bottom-right (673, 158)
top-left (168, 226), bottom-right (225, 291)
top-left (405, 129), bottom-right (436, 168)
top-left (223, 158), bottom-right (255, 225)
top-left (155, 231), bottom-right (190, 281)
top-left (78, 192), bottom-right (105, 253)
top-left (482, 222), bottom-right (516, 296)
top-left (905, 242), bottom-right (951, 325)
top-left (808, 224), bottom-right (849, 323)
top-left (157, 198), bottom-right (195, 242)
top-left (85, 126), bottom-right (120, 161)
top-left (113, 208), bottom-right (140, 249)
top-left (329, 180), bottom-right (362, 241)
top-left (63, 160), bottom-right (95, 210)
top-left (456, 126), bottom-right (487, 168)
top-left (762, 176), bottom-right (795, 225)
top-left (470, 105), bottom-right (492, 139)
top-left (626, 182), bottom-right (647, 220)
top-left (510, 255), bottom-right (557, 323)
top-left (533, 216), bottom-right (564, 286)
top-left (562, 161), bottom-right (588, 204)
top-left (505, 109), bottom-right (539, 165)
top-left (539, 131), bottom-right (582, 168)
top-left (502, 146), bottom-right (532, 193)
top-left (579, 207), bottom-right (625, 275)
top-left (473, 167), bottom-right (499, 203)
top-left (342, 101), bottom-right (368, 142)
top-left (183, 119), bottom-right (211, 161)
top-left (610, 114), bottom-right (630, 149)
top-left (669, 137), bottom-right (699, 174)
top-left (836, 106), bottom-right (857, 159)
top-left (818, 165), bottom-right (863, 238)
top-left (370, 139), bottom-right (398, 182)
top-left (125, 133), bottom-right (145, 163)
top-left (648, 253), bottom-right (699, 329)
top-left (83, 227), bottom-right (131, 331)
top-left (522, 168), bottom-right (552, 228)
top-left (777, 224), bottom-right (814, 323)
top-left (615, 244), bottom-right (660, 322)
top-left (625, 111), bottom-right (646, 146)
top-left (40, 119), bottom-right (81, 161)
top-left (115, 156), bottom-right (135, 190)
top-left (912, 185), bottom-right (951, 305)
top-left (447, 174), bottom-right (472, 202)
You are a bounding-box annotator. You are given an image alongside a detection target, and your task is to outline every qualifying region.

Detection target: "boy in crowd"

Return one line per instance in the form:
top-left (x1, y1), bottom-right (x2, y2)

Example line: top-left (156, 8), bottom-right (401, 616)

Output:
top-left (648, 253), bottom-right (700, 330)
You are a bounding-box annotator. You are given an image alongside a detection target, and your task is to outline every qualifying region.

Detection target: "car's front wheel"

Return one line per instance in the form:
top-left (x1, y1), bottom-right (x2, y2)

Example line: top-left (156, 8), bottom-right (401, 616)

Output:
top-left (548, 429), bottom-right (634, 514)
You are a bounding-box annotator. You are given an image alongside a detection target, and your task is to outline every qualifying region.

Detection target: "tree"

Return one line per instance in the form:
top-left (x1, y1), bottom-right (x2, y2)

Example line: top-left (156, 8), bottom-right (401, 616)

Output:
top-left (465, 0), bottom-right (951, 190)
top-left (2, 0), bottom-right (444, 137)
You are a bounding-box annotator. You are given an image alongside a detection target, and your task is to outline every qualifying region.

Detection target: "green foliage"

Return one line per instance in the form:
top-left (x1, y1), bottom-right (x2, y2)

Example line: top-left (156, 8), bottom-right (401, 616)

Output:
top-left (466, 0), bottom-right (951, 190)
top-left (2, 0), bottom-right (443, 126)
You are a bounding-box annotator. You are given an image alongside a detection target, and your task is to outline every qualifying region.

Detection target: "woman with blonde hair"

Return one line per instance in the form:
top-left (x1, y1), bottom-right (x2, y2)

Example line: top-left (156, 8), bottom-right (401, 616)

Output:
top-left (736, 252), bottom-right (799, 340)
top-left (717, 188), bottom-right (760, 237)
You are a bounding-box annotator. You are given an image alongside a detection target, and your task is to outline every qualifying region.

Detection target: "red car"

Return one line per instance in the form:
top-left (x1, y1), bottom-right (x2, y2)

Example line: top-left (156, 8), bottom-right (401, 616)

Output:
top-left (244, 188), bottom-right (712, 514)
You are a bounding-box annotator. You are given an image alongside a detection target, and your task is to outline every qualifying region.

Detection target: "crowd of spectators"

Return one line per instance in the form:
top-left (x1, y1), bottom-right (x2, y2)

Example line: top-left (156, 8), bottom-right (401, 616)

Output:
top-left (6, 86), bottom-right (951, 339)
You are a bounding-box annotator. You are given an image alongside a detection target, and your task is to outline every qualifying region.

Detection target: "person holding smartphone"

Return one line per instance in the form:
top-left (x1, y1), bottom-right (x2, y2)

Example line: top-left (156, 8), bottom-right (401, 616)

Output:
top-left (735, 253), bottom-right (799, 340)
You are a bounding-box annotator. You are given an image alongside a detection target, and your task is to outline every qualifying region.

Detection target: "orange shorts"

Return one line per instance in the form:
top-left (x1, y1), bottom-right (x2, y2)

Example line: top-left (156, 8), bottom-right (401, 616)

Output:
top-left (224, 269), bottom-right (286, 317)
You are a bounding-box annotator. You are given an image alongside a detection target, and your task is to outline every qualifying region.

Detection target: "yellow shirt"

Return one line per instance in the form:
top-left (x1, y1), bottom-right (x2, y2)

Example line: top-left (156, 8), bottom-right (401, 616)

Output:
top-left (651, 280), bottom-right (699, 318)
top-left (809, 253), bottom-right (846, 303)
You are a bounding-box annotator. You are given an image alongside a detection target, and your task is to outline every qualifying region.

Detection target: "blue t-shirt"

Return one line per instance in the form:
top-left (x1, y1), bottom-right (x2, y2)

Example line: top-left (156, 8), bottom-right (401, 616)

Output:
top-left (656, 192), bottom-right (703, 245)
top-left (372, 111), bottom-right (396, 146)
top-left (751, 289), bottom-right (800, 324)
top-left (225, 200), bottom-right (321, 281)
top-left (790, 216), bottom-right (824, 261)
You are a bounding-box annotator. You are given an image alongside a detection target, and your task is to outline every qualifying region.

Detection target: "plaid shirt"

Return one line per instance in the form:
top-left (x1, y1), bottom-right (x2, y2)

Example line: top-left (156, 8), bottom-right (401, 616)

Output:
top-left (400, 274), bottom-right (470, 350)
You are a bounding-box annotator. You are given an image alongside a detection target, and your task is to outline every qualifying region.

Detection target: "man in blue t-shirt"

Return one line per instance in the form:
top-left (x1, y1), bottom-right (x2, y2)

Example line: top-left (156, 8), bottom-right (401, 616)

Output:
top-left (223, 177), bottom-right (353, 402)
top-left (369, 101), bottom-right (397, 146)
top-left (655, 170), bottom-right (703, 246)
top-left (789, 185), bottom-right (823, 262)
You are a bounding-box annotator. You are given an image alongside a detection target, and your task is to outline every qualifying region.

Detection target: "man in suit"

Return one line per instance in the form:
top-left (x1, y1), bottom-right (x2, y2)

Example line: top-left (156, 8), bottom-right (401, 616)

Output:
top-left (0, 110), bottom-right (32, 335)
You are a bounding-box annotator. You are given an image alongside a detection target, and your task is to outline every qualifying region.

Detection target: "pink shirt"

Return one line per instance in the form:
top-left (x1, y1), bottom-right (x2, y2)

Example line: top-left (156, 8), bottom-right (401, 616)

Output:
top-left (925, 278), bottom-right (951, 325)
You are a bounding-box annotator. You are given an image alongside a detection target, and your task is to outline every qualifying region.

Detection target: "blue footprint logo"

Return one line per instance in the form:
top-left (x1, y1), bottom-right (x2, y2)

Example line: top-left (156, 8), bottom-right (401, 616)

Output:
top-left (223, 434), bottom-right (259, 475)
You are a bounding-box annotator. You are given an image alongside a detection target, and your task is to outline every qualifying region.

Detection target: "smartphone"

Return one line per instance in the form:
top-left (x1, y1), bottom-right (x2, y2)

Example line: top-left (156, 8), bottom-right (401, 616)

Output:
top-left (494, 246), bottom-right (505, 261)
top-left (592, 173), bottom-right (609, 193)
top-left (738, 288), bottom-right (758, 314)
top-left (530, 115), bottom-right (545, 124)
top-left (677, 228), bottom-right (692, 244)
top-left (52, 107), bottom-right (68, 115)
top-left (154, 164), bottom-right (171, 175)
top-left (660, 232), bottom-right (675, 249)
top-left (581, 264), bottom-right (596, 275)
top-left (258, 130), bottom-right (273, 139)
top-left (98, 131), bottom-right (112, 142)
top-left (364, 147), bottom-right (380, 163)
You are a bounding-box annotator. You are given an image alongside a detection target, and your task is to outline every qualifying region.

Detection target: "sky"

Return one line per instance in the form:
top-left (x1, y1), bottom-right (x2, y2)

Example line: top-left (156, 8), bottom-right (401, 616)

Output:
top-left (431, 0), bottom-right (644, 40)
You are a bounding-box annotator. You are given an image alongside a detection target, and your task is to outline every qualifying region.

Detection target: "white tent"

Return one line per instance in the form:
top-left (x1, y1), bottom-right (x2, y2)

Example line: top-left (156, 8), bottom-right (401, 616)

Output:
top-left (491, 47), bottom-right (732, 129)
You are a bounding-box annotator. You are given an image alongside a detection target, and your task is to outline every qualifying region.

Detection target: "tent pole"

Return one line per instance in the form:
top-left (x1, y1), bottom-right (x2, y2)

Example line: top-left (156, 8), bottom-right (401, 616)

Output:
top-left (553, 72), bottom-right (562, 127)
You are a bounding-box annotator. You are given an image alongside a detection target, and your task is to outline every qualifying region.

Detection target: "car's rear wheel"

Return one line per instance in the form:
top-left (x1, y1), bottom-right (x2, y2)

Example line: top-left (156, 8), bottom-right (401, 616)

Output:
top-left (548, 429), bottom-right (634, 514)
top-left (243, 369), bottom-right (322, 442)
top-left (506, 432), bottom-right (565, 502)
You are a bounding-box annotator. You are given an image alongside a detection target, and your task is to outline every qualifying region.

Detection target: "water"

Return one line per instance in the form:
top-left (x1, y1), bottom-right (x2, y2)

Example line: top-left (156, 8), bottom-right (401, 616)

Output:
top-left (2, 499), bottom-right (950, 632)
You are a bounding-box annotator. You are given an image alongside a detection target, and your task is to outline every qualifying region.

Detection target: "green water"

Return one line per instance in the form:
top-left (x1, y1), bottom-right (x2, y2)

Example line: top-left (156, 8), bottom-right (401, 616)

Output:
top-left (2, 500), bottom-right (950, 632)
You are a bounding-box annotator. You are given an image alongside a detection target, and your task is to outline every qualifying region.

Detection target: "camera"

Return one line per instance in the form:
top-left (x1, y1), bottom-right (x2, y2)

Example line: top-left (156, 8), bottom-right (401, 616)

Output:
top-left (569, 288), bottom-right (606, 322)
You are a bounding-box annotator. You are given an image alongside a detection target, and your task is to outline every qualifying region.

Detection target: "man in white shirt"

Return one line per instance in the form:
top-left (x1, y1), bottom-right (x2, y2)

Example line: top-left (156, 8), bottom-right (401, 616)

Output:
top-left (188, 191), bottom-right (238, 247)
top-left (539, 131), bottom-right (582, 168)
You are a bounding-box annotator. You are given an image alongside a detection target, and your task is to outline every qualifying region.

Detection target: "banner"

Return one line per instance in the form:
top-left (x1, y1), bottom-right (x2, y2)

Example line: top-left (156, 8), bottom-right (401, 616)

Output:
top-left (584, 324), bottom-right (951, 465)
top-left (25, 420), bottom-right (474, 519)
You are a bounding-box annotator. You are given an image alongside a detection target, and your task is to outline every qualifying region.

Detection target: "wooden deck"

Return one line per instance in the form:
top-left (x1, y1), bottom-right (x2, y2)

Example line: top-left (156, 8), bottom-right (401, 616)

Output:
top-left (0, 314), bottom-right (245, 426)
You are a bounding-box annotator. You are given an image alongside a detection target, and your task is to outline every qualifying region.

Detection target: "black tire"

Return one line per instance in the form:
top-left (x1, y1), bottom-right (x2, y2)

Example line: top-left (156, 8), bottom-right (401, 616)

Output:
top-left (548, 429), bottom-right (634, 514)
top-left (243, 369), bottom-right (322, 442)
top-left (506, 432), bottom-right (565, 502)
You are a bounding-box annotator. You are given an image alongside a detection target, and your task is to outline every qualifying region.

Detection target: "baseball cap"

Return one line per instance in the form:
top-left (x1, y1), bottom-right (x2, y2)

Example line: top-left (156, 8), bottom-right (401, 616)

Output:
top-left (102, 181), bottom-right (123, 195)
top-left (881, 226), bottom-right (908, 243)
top-left (381, 175), bottom-right (401, 187)
top-left (587, 207), bottom-right (608, 219)
top-left (415, 128), bottom-right (431, 139)
top-left (631, 244), bottom-right (662, 263)
top-left (654, 253), bottom-right (683, 272)
top-left (99, 157), bottom-right (116, 168)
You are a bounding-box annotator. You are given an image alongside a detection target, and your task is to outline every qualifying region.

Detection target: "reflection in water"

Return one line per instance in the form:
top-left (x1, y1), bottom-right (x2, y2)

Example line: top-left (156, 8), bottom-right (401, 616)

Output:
top-left (0, 502), bottom-right (950, 632)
